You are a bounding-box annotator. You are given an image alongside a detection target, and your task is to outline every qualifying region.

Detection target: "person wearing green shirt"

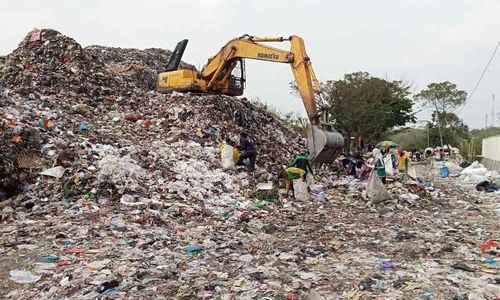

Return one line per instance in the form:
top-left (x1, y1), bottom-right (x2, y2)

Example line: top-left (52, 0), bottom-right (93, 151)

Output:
top-left (372, 148), bottom-right (386, 184)
top-left (287, 153), bottom-right (313, 181)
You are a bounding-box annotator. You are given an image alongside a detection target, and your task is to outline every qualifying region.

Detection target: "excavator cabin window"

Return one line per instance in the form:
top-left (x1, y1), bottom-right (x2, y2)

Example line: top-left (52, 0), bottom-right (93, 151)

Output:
top-left (227, 59), bottom-right (246, 96)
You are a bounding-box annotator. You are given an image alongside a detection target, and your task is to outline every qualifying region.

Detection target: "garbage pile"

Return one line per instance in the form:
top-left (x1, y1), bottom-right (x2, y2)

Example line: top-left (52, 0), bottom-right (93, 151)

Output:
top-left (1, 29), bottom-right (499, 299)
top-left (1, 29), bottom-right (194, 97)
top-left (85, 45), bottom-right (195, 91)
top-left (460, 161), bottom-right (498, 184)
top-left (0, 29), bottom-right (305, 203)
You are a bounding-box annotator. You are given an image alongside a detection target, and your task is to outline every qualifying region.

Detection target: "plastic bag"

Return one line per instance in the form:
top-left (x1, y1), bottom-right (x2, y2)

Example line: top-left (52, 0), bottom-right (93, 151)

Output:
top-left (9, 270), bottom-right (41, 284)
top-left (366, 172), bottom-right (391, 203)
top-left (460, 167), bottom-right (488, 176)
top-left (384, 155), bottom-right (394, 175)
top-left (440, 166), bottom-right (449, 178)
top-left (221, 145), bottom-right (235, 170)
top-left (293, 179), bottom-right (309, 201)
top-left (408, 166), bottom-right (417, 179)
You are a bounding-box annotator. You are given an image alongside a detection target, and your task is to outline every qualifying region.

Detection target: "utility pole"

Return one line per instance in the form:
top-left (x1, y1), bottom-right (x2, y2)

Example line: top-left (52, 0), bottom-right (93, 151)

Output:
top-left (485, 114), bottom-right (488, 128)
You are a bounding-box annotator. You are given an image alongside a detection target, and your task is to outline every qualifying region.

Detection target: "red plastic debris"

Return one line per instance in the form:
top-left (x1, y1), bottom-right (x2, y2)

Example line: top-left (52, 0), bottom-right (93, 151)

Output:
top-left (57, 260), bottom-right (71, 267)
top-left (479, 240), bottom-right (498, 252)
top-left (67, 246), bottom-right (86, 255)
top-left (12, 135), bottom-right (22, 143)
top-left (124, 114), bottom-right (141, 122)
top-left (29, 30), bottom-right (41, 43)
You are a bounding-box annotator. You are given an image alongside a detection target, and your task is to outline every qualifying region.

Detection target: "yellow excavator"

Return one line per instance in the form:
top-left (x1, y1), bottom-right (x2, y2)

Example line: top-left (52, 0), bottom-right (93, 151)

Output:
top-left (157, 35), bottom-right (343, 164)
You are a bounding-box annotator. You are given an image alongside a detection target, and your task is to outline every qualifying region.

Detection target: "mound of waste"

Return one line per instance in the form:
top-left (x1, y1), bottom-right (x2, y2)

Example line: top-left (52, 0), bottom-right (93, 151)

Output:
top-left (0, 29), bottom-right (305, 203)
top-left (1, 29), bottom-right (499, 300)
top-left (0, 29), bottom-right (193, 97)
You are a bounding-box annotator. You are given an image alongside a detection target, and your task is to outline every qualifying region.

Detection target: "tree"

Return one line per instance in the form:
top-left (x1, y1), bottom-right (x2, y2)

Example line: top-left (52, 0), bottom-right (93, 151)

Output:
top-left (415, 81), bottom-right (467, 146)
top-left (388, 128), bottom-right (429, 150)
top-left (296, 72), bottom-right (415, 144)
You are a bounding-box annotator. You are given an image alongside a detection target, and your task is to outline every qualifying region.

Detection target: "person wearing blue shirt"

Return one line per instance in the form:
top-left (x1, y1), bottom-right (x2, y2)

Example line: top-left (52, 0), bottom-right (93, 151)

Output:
top-left (237, 132), bottom-right (257, 171)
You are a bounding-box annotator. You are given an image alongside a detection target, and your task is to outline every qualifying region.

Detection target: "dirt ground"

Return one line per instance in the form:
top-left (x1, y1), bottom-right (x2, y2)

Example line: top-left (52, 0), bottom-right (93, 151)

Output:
top-left (0, 165), bottom-right (498, 299)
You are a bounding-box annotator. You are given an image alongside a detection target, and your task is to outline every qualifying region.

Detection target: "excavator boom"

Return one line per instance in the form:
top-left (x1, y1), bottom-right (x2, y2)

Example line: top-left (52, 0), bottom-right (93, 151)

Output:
top-left (157, 35), bottom-right (344, 164)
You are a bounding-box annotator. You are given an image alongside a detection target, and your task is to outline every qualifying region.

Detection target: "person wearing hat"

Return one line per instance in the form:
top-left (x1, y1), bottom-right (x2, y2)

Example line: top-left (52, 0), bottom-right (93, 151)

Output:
top-left (372, 148), bottom-right (386, 184)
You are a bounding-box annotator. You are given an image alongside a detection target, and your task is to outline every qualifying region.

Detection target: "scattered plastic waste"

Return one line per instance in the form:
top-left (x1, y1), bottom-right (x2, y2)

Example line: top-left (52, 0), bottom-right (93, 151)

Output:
top-left (39, 166), bottom-right (66, 178)
top-left (480, 240), bottom-right (498, 252)
top-left (452, 262), bottom-right (475, 272)
top-left (9, 270), bottom-right (41, 284)
top-left (420, 291), bottom-right (433, 299)
top-left (440, 166), bottom-right (449, 178)
top-left (66, 246), bottom-right (86, 255)
top-left (40, 255), bottom-right (59, 263)
top-left (184, 245), bottom-right (204, 253)
top-left (79, 122), bottom-right (89, 131)
top-left (380, 260), bottom-right (396, 270)
top-left (0, 28), bottom-right (498, 299)
top-left (483, 257), bottom-right (497, 265)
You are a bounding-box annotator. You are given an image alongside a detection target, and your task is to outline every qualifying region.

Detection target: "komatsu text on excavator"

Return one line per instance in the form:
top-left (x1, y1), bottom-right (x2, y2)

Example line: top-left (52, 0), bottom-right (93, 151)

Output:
top-left (157, 35), bottom-right (344, 164)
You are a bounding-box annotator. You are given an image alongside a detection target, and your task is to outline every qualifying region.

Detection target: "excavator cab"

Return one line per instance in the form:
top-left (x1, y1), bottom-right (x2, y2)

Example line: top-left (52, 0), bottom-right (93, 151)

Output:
top-left (220, 59), bottom-right (246, 96)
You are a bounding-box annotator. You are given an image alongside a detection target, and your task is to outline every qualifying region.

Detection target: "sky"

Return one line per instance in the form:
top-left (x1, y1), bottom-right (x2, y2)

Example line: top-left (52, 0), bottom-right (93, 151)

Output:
top-left (1, 0), bottom-right (499, 129)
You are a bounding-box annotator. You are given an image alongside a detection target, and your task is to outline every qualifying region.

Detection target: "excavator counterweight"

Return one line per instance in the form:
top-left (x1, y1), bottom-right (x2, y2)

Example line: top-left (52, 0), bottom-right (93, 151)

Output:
top-left (157, 35), bottom-right (344, 164)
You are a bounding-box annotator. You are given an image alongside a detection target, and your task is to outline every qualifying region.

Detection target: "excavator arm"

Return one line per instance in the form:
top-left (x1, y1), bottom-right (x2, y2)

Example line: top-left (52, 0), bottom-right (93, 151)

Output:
top-left (157, 35), bottom-right (344, 164)
top-left (200, 35), bottom-right (322, 123)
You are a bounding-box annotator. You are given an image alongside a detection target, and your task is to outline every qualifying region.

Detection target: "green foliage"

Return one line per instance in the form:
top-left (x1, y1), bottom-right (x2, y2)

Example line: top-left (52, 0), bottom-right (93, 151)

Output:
top-left (291, 72), bottom-right (415, 143)
top-left (430, 111), bottom-right (469, 145)
top-left (469, 127), bottom-right (500, 157)
top-left (388, 128), bottom-right (428, 150)
top-left (278, 111), bottom-right (308, 136)
top-left (388, 113), bottom-right (470, 152)
top-left (253, 96), bottom-right (308, 136)
top-left (415, 81), bottom-right (467, 111)
top-left (415, 81), bottom-right (467, 146)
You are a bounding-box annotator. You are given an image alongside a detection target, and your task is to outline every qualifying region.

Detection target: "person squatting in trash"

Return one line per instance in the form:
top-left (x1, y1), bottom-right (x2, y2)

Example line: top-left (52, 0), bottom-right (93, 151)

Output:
top-left (237, 132), bottom-right (257, 171)
top-left (225, 139), bottom-right (240, 165)
top-left (287, 153), bottom-right (313, 181)
top-left (284, 153), bottom-right (313, 198)
top-left (353, 152), bottom-right (371, 179)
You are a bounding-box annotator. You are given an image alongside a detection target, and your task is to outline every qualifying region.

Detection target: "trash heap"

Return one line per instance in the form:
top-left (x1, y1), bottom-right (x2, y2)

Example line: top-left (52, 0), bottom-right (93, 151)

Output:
top-left (459, 161), bottom-right (498, 184)
top-left (1, 29), bottom-right (499, 299)
top-left (0, 28), bottom-right (305, 203)
top-left (1, 29), bottom-right (194, 97)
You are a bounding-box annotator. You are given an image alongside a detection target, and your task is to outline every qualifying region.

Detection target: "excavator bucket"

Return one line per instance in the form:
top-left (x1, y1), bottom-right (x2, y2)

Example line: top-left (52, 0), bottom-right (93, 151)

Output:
top-left (307, 126), bottom-right (344, 165)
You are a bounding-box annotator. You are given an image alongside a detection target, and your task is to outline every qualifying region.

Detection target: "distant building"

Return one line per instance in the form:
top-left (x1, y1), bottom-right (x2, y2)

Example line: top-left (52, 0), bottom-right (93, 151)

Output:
top-left (482, 135), bottom-right (500, 170)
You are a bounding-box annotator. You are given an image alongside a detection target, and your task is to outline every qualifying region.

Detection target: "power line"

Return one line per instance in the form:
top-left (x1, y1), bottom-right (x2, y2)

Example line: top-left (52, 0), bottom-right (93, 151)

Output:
top-left (459, 41), bottom-right (500, 113)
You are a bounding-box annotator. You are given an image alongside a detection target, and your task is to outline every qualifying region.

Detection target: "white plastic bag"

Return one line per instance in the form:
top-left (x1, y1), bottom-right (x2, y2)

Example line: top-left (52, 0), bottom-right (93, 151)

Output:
top-left (366, 172), bottom-right (391, 203)
top-left (460, 167), bottom-right (488, 176)
top-left (384, 155), bottom-right (394, 176)
top-left (9, 270), bottom-right (41, 284)
top-left (221, 145), bottom-right (235, 170)
top-left (293, 179), bottom-right (309, 201)
top-left (462, 174), bottom-right (486, 184)
top-left (408, 166), bottom-right (417, 179)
